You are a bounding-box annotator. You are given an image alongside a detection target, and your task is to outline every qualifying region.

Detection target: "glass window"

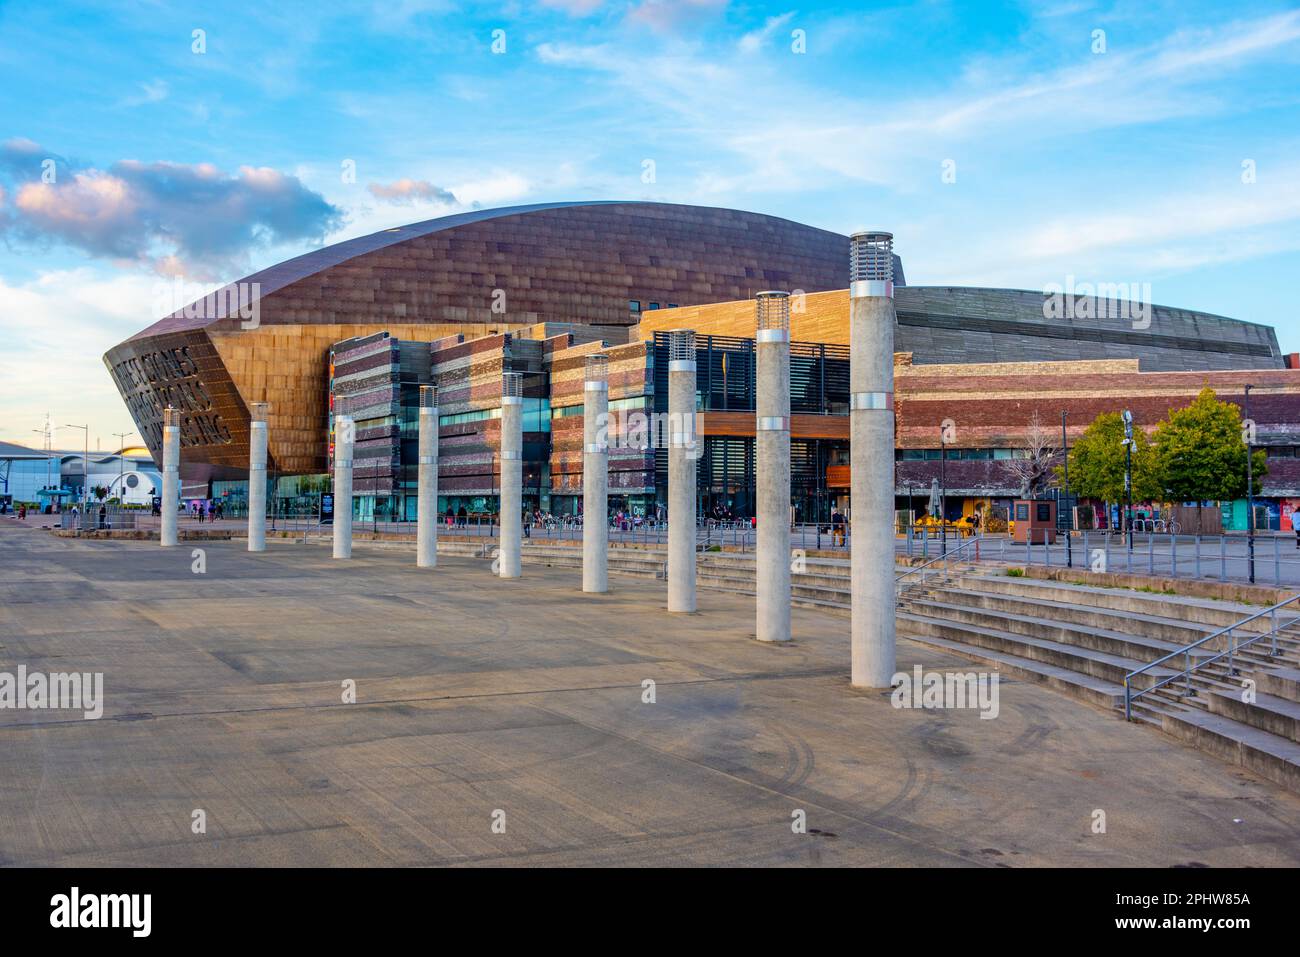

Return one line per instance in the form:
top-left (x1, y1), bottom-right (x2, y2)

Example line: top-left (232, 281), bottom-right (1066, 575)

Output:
top-left (629, 300), bottom-right (641, 312)
top-left (648, 302), bottom-right (660, 310)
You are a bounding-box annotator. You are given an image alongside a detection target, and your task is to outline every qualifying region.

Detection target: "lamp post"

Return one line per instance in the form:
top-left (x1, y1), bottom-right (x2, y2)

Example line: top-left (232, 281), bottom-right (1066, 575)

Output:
top-left (1121, 410), bottom-right (1134, 552)
top-left (33, 414), bottom-right (52, 502)
top-left (113, 431), bottom-right (136, 502)
top-left (939, 426), bottom-right (948, 554)
top-left (1244, 384), bottom-right (1255, 584)
top-left (60, 424), bottom-right (89, 510)
top-left (755, 291), bottom-right (791, 643)
top-left (1061, 410), bottom-right (1071, 568)
top-left (848, 229), bottom-right (897, 689)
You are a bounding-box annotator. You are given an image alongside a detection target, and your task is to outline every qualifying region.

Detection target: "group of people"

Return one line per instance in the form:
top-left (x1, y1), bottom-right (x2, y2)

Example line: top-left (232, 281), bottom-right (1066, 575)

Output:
top-left (189, 500), bottom-right (225, 522)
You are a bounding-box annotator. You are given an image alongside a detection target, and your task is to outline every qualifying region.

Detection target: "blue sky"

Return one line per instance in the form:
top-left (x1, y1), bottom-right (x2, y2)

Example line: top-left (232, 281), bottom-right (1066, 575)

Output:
top-left (2, 0), bottom-right (1298, 447)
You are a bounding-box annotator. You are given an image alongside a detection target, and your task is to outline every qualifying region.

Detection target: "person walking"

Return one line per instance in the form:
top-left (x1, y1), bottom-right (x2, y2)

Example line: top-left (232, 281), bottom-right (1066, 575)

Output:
top-left (831, 508), bottom-right (845, 548)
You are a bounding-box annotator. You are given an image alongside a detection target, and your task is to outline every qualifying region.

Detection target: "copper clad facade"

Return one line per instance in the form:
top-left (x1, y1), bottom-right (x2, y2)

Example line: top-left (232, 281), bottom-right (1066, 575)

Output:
top-left (104, 201), bottom-right (851, 479)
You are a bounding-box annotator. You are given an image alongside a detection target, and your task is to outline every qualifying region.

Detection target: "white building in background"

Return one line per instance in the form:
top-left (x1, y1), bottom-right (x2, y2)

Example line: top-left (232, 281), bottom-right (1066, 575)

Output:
top-left (59, 447), bottom-right (163, 506)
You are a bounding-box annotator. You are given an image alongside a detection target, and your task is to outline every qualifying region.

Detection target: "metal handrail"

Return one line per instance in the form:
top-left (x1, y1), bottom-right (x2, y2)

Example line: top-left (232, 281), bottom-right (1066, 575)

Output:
top-left (894, 534), bottom-right (980, 596)
top-left (1123, 592), bottom-right (1300, 720)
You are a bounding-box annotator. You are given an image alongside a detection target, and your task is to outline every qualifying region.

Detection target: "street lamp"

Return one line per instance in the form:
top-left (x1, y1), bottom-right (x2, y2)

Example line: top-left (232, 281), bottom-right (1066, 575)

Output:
top-left (1244, 384), bottom-right (1255, 584)
top-left (1061, 410), bottom-right (1072, 568)
top-left (113, 430), bottom-right (136, 502)
top-left (1121, 410), bottom-right (1134, 552)
top-left (32, 417), bottom-right (52, 499)
top-left (59, 424), bottom-right (89, 511)
top-left (939, 425), bottom-right (950, 553)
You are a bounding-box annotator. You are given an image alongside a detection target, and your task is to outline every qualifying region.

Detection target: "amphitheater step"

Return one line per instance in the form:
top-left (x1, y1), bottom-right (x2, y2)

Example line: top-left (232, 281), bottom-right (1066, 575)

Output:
top-left (1206, 690), bottom-right (1300, 744)
top-left (1258, 666), bottom-right (1300, 703)
top-left (1133, 701), bottom-right (1300, 794)
top-left (896, 611), bottom-right (1178, 689)
top-left (895, 631), bottom-right (1125, 711)
top-left (955, 573), bottom-right (1295, 635)
top-left (916, 586), bottom-right (1233, 648)
top-left (898, 597), bottom-right (1204, 665)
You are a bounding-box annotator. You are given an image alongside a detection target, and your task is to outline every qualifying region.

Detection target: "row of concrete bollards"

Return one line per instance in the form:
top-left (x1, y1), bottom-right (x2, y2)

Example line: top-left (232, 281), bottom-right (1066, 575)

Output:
top-left (155, 232), bottom-right (899, 690)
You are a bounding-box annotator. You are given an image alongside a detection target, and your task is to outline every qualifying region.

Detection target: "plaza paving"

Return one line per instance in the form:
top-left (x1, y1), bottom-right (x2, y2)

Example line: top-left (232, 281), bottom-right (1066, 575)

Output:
top-left (2, 521), bottom-right (1300, 866)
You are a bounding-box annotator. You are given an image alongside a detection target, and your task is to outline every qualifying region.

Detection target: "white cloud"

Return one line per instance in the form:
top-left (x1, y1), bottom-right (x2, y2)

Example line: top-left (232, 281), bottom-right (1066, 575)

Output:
top-left (903, 163), bottom-right (1300, 289)
top-left (0, 143), bottom-right (344, 278)
top-left (0, 269), bottom-right (156, 446)
top-left (738, 12), bottom-right (794, 53)
top-left (118, 79), bottom-right (169, 108)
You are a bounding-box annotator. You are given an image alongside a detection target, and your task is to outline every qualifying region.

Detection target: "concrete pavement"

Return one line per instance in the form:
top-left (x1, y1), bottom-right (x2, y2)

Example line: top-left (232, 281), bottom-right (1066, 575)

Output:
top-left (3, 522), bottom-right (1300, 866)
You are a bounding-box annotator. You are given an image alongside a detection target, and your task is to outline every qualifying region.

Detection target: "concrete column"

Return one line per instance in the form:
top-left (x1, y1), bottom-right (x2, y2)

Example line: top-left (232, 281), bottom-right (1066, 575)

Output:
top-left (333, 413), bottom-right (354, 560)
top-left (667, 330), bottom-right (697, 613)
top-left (160, 407), bottom-right (179, 547)
top-left (498, 373), bottom-right (523, 579)
top-left (417, 385), bottom-right (439, 569)
top-left (583, 355), bottom-right (609, 593)
top-left (247, 403), bottom-right (268, 552)
top-left (756, 293), bottom-right (791, 643)
top-left (849, 231), bottom-right (897, 688)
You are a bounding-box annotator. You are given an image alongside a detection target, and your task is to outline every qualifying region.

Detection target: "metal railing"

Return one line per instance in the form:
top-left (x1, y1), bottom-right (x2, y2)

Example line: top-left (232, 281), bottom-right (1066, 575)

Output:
top-left (58, 505), bottom-right (141, 531)
top-left (1123, 593), bottom-right (1300, 720)
top-left (894, 535), bottom-right (981, 596)
top-left (987, 529), bottom-right (1300, 587)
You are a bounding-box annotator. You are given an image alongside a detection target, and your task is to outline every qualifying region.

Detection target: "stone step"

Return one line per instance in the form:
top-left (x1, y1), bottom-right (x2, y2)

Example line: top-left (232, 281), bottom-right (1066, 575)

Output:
top-left (898, 597), bottom-right (1202, 665)
top-left (956, 573), bottom-right (1293, 634)
top-left (896, 631), bottom-right (1125, 712)
top-left (1206, 690), bottom-right (1300, 744)
top-left (1258, 666), bottom-right (1300, 703)
top-left (896, 612), bottom-right (1177, 689)
top-left (918, 586), bottom-right (1231, 647)
top-left (694, 571), bottom-right (852, 606)
top-left (1132, 700), bottom-right (1300, 794)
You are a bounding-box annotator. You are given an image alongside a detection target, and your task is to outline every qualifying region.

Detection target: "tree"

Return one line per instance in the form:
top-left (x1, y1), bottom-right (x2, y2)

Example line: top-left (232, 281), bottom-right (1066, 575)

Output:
top-left (1063, 411), bottom-right (1161, 506)
top-left (1153, 387), bottom-right (1265, 525)
top-left (1004, 412), bottom-right (1060, 498)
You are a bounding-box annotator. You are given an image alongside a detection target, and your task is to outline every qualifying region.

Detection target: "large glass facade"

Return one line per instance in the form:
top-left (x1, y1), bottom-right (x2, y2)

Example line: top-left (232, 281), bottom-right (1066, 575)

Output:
top-left (650, 332), bottom-right (851, 523)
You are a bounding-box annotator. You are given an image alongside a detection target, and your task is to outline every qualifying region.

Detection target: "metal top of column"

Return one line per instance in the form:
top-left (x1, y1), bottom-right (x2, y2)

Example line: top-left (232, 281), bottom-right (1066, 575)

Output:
top-left (163, 406), bottom-right (180, 428)
top-left (419, 384), bottom-right (438, 409)
top-left (502, 371), bottom-right (523, 404)
top-left (755, 290), bottom-right (790, 342)
top-left (850, 230), bottom-right (894, 298)
top-left (668, 329), bottom-right (696, 372)
top-left (250, 401), bottom-right (269, 423)
top-left (584, 353), bottom-right (609, 389)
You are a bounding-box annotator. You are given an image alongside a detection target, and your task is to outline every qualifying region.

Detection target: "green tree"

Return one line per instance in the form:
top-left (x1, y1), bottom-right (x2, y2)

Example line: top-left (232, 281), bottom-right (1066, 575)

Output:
top-left (1153, 387), bottom-right (1264, 521)
top-left (1061, 411), bottom-right (1160, 505)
